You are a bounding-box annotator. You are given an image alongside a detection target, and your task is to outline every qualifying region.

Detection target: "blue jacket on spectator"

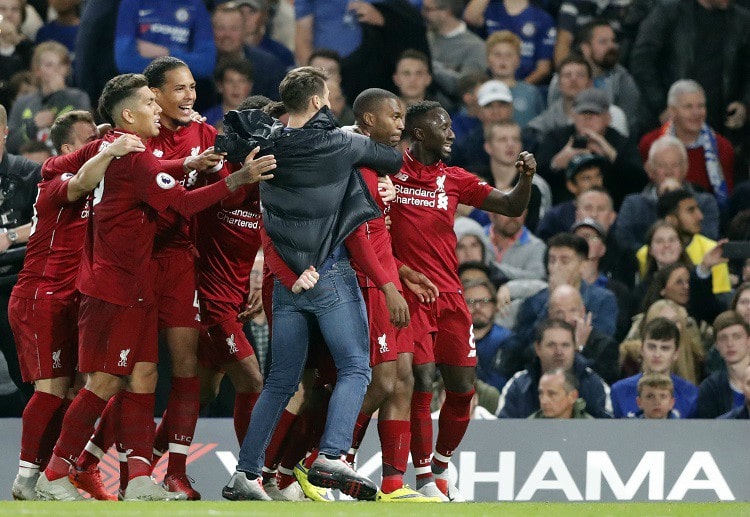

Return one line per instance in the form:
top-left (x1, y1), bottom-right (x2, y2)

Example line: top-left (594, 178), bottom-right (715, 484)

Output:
top-left (476, 324), bottom-right (517, 391)
top-left (496, 355), bottom-right (613, 418)
top-left (696, 369), bottom-right (745, 418)
top-left (115, 0), bottom-right (216, 79)
top-left (611, 373), bottom-right (698, 418)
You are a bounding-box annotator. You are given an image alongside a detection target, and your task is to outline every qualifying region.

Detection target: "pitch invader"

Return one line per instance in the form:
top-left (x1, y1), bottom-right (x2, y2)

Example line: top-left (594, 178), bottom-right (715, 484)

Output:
top-left (389, 101), bottom-right (536, 501)
top-left (9, 111), bottom-right (145, 500)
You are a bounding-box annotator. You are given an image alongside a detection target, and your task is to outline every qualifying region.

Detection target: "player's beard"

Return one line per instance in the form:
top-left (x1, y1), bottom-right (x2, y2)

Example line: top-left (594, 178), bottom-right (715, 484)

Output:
top-left (169, 114), bottom-right (192, 128)
top-left (596, 48), bottom-right (619, 70)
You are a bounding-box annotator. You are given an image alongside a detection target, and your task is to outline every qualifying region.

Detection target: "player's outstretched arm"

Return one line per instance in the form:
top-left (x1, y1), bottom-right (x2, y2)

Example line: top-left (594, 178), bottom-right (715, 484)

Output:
top-left (479, 151), bottom-right (536, 216)
top-left (66, 133), bottom-right (145, 202)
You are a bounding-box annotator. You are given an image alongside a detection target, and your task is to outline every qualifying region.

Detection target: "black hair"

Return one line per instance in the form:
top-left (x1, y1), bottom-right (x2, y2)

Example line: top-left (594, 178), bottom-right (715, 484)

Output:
top-left (98, 74), bottom-right (149, 126)
top-left (657, 188), bottom-right (695, 219)
top-left (642, 317), bottom-right (681, 349)
top-left (404, 100), bottom-right (443, 137)
top-left (352, 88), bottom-right (399, 123)
top-left (143, 56), bottom-right (189, 89)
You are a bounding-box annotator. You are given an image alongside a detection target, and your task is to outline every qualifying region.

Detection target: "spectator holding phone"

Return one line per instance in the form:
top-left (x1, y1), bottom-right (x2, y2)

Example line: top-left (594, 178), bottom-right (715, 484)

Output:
top-left (535, 88), bottom-right (645, 207)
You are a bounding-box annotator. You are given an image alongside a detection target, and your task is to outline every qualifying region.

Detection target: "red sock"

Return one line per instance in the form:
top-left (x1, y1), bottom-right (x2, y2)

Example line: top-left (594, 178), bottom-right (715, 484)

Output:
top-left (233, 391), bottom-right (260, 445)
top-left (276, 466), bottom-right (295, 489)
top-left (302, 449), bottom-right (319, 470)
top-left (40, 398), bottom-right (70, 470)
top-left (263, 410), bottom-right (296, 471)
top-left (346, 412), bottom-right (372, 464)
top-left (410, 391), bottom-right (433, 481)
top-left (119, 391), bottom-right (156, 480)
top-left (153, 409), bottom-right (169, 458)
top-left (379, 418), bottom-right (410, 474)
top-left (279, 411), bottom-right (313, 471)
top-left (46, 389), bottom-right (107, 480)
top-left (78, 391), bottom-right (123, 470)
top-left (164, 377), bottom-right (200, 476)
top-left (20, 391), bottom-right (64, 467)
top-left (435, 389), bottom-right (474, 463)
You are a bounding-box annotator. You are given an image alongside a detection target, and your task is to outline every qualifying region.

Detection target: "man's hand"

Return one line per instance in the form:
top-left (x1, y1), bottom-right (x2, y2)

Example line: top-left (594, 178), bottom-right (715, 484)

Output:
top-left (33, 110), bottom-right (55, 130)
top-left (347, 1), bottom-right (385, 26)
top-left (378, 175), bottom-right (396, 203)
top-left (105, 133), bottom-right (146, 157)
top-left (382, 283), bottom-right (409, 327)
top-left (0, 231), bottom-right (12, 253)
top-left (225, 146), bottom-right (276, 190)
top-left (189, 109), bottom-right (207, 123)
top-left (550, 137), bottom-right (585, 171)
top-left (238, 289), bottom-right (264, 322)
top-left (726, 102), bottom-right (747, 130)
top-left (399, 264), bottom-right (438, 303)
top-left (574, 311), bottom-right (593, 350)
top-left (515, 151), bottom-right (536, 177)
top-left (137, 39), bottom-right (169, 58)
top-left (584, 130), bottom-right (617, 162)
top-left (292, 266), bottom-right (319, 294)
top-left (184, 146), bottom-right (224, 172)
top-left (700, 238), bottom-right (729, 274)
top-left (496, 285), bottom-right (511, 315)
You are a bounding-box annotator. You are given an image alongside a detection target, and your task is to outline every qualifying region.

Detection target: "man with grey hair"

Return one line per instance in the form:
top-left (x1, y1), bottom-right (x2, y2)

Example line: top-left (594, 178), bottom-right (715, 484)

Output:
top-left (616, 134), bottom-right (720, 254)
top-left (529, 368), bottom-right (594, 419)
top-left (638, 79), bottom-right (735, 209)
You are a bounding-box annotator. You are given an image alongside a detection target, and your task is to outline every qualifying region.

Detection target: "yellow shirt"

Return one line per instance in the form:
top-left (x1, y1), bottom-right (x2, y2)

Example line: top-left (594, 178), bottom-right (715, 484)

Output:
top-left (636, 234), bottom-right (730, 294)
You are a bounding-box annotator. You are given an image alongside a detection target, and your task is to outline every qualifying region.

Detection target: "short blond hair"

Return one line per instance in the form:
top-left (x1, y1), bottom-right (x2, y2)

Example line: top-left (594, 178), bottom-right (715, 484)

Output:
top-left (637, 372), bottom-right (674, 396)
top-left (486, 31), bottom-right (521, 56)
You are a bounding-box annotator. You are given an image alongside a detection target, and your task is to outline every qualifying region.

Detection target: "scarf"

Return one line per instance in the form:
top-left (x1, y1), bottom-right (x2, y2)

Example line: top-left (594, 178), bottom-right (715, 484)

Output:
top-left (660, 121), bottom-right (728, 209)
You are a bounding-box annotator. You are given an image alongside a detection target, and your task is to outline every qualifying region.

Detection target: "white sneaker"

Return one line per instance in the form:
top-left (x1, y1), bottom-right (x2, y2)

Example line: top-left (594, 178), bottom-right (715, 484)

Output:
top-left (123, 475), bottom-right (184, 501)
top-left (279, 481), bottom-right (308, 501)
top-left (13, 473), bottom-right (39, 500)
top-left (417, 481), bottom-right (449, 502)
top-left (263, 477), bottom-right (286, 501)
top-left (35, 472), bottom-right (84, 501)
top-left (435, 477), bottom-right (466, 502)
top-left (222, 471), bottom-right (272, 501)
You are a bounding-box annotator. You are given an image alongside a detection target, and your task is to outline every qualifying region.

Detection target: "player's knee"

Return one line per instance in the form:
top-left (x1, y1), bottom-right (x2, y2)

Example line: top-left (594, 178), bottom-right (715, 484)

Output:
top-left (85, 372), bottom-right (123, 399)
top-left (128, 363), bottom-right (158, 393)
top-left (412, 364), bottom-right (435, 391)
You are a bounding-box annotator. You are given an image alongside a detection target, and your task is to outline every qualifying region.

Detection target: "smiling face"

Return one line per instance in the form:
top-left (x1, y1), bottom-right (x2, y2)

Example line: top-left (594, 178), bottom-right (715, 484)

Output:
top-left (152, 66), bottom-right (196, 130)
top-left (125, 86), bottom-right (163, 139)
top-left (417, 107), bottom-right (455, 159)
top-left (649, 225), bottom-right (683, 268)
top-left (670, 91), bottom-right (707, 136)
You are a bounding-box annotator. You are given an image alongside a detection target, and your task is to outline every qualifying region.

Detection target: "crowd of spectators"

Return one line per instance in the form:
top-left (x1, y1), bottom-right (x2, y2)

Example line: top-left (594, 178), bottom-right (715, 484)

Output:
top-left (0, 0), bottom-right (748, 421)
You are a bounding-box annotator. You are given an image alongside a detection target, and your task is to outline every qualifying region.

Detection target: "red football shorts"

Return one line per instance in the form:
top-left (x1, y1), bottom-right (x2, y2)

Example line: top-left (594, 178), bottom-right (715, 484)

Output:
top-left (152, 249), bottom-right (200, 330)
top-left (198, 300), bottom-right (255, 371)
top-left (8, 295), bottom-right (78, 382)
top-left (406, 290), bottom-right (476, 367)
top-left (361, 286), bottom-right (413, 366)
top-left (77, 295), bottom-right (158, 375)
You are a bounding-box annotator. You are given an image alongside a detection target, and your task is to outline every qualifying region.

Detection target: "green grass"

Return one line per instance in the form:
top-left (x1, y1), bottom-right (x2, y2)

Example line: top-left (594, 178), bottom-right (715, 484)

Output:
top-left (3, 502), bottom-right (750, 517)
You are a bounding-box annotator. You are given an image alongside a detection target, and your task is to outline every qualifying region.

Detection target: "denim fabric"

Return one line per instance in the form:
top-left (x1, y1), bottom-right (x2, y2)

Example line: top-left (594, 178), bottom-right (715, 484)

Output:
top-left (236, 257), bottom-right (371, 474)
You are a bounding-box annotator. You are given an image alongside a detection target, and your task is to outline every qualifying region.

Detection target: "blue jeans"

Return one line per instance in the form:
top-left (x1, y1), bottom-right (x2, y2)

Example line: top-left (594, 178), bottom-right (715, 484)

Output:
top-left (236, 257), bottom-right (371, 475)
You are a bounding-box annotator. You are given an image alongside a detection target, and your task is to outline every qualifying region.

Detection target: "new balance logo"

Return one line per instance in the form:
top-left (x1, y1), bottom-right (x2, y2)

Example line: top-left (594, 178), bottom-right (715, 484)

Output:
top-left (226, 334), bottom-right (238, 354)
top-left (378, 333), bottom-right (389, 354)
top-left (152, 149), bottom-right (164, 158)
top-left (118, 349), bottom-right (131, 367)
top-left (52, 349), bottom-right (62, 369)
top-left (395, 172), bottom-right (409, 182)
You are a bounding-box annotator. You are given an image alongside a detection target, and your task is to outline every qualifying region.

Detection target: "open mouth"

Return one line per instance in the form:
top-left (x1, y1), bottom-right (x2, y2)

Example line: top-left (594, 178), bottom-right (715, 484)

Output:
top-left (179, 104), bottom-right (194, 117)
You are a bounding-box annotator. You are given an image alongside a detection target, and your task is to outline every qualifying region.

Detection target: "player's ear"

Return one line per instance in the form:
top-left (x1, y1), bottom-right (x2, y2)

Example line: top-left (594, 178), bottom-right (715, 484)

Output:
top-left (363, 112), bottom-right (375, 128)
top-left (413, 127), bottom-right (424, 141)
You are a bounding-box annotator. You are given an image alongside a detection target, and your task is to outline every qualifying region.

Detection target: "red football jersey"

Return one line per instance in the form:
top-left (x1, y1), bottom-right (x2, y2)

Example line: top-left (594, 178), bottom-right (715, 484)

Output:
top-left (351, 166), bottom-right (400, 289)
top-left (195, 175), bottom-right (262, 308)
top-left (149, 121), bottom-right (223, 256)
top-left (12, 170), bottom-right (89, 300)
top-left (389, 149), bottom-right (493, 293)
top-left (43, 130), bottom-right (230, 307)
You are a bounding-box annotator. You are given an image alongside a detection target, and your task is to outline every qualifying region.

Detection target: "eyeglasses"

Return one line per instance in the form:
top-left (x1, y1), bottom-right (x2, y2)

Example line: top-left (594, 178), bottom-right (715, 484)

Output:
top-left (466, 297), bottom-right (494, 308)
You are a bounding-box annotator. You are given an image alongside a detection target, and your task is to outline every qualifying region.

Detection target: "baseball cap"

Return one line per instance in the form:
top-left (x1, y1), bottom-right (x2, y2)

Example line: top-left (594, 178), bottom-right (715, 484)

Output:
top-left (571, 218), bottom-right (606, 239)
top-left (477, 80), bottom-right (513, 107)
top-left (573, 88), bottom-right (609, 114)
top-left (565, 153), bottom-right (608, 181)
top-left (234, 0), bottom-right (268, 10)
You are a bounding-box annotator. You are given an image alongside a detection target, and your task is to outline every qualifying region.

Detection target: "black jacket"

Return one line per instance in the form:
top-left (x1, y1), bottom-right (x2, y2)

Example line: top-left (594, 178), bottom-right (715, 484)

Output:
top-left (0, 152), bottom-right (40, 277)
top-left (222, 107), bottom-right (402, 275)
top-left (630, 0), bottom-right (750, 126)
top-left (696, 368), bottom-right (737, 418)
